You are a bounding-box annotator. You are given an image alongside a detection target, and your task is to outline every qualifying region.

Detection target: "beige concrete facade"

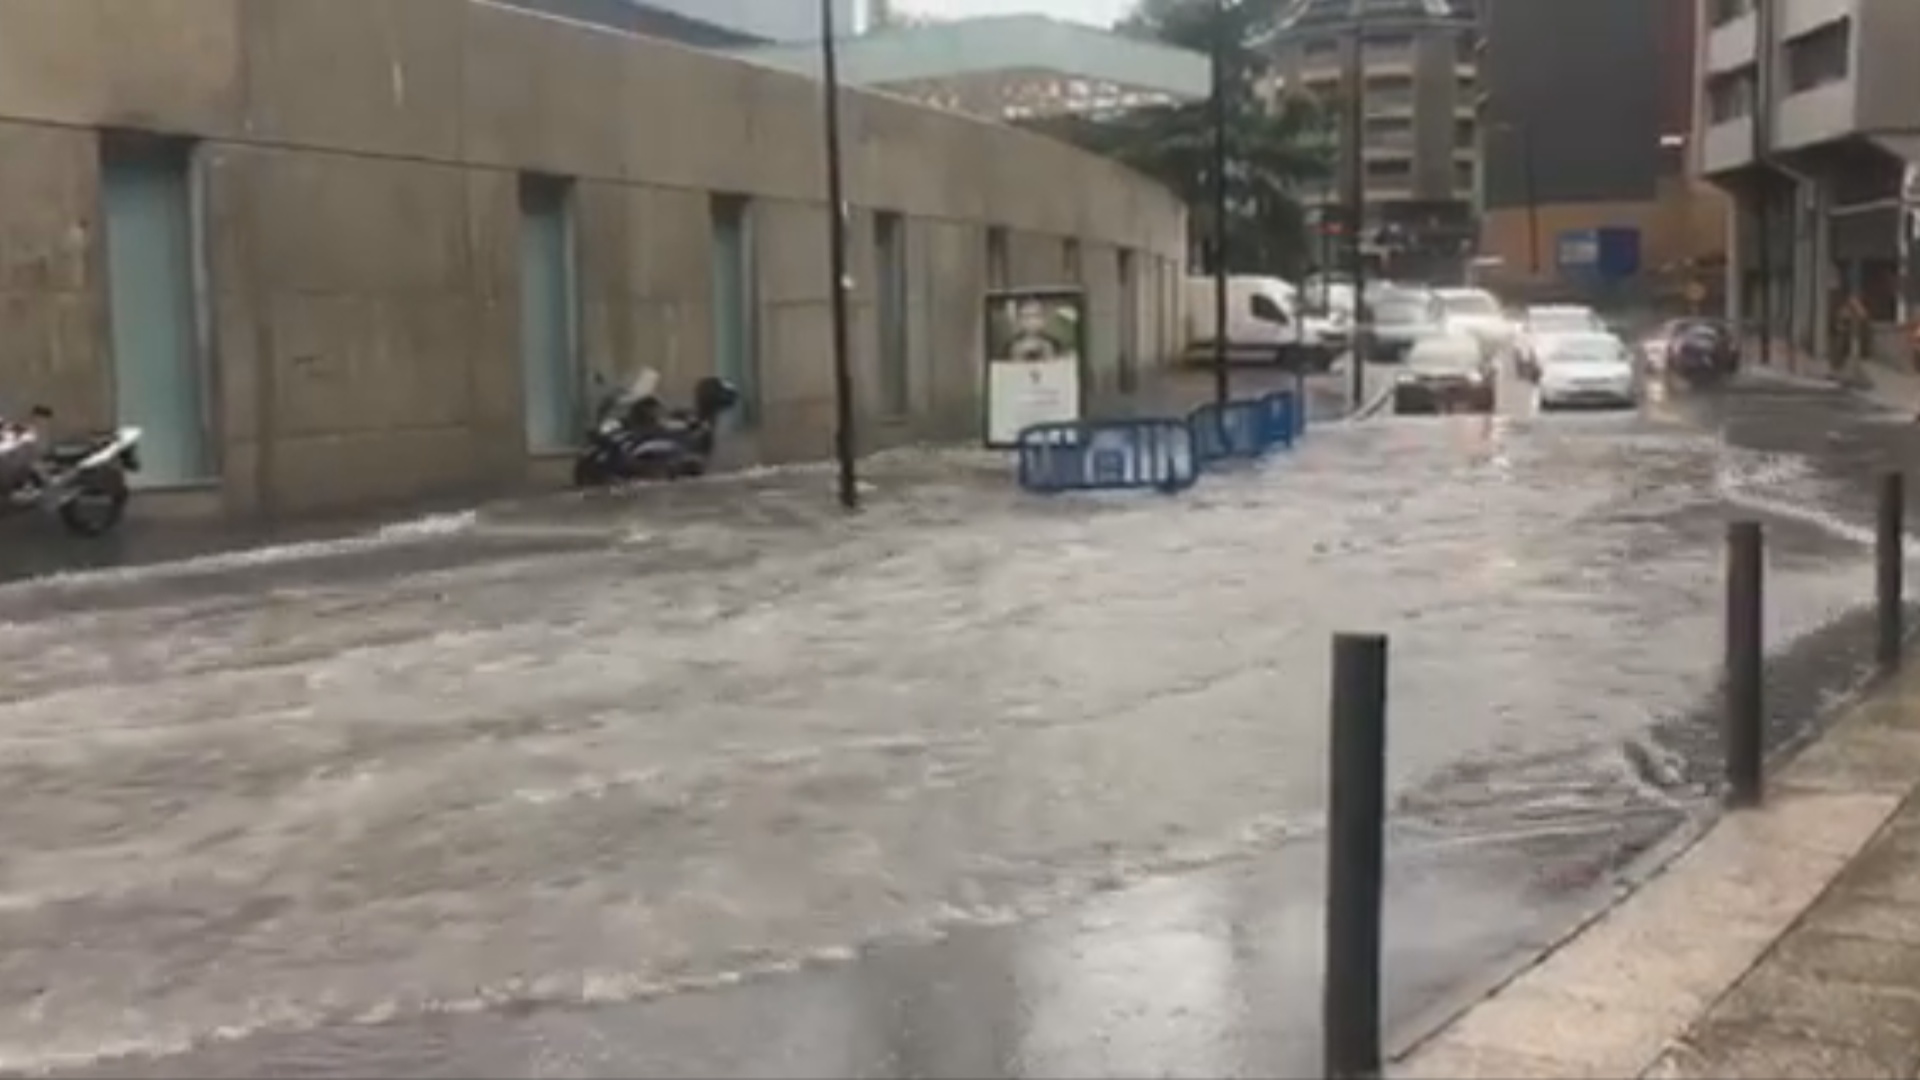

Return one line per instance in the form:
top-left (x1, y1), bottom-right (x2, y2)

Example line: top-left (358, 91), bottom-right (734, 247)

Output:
top-left (0, 0), bottom-right (1189, 521)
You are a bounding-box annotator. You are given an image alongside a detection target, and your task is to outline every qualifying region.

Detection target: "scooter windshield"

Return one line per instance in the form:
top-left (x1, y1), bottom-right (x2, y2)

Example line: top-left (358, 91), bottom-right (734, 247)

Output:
top-left (623, 368), bottom-right (661, 403)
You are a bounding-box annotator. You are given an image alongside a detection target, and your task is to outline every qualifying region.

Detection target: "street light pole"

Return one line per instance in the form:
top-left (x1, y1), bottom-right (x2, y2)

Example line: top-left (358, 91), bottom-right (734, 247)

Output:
top-left (1346, 11), bottom-right (1368, 411)
top-left (1751, 0), bottom-right (1774, 370)
top-left (1520, 125), bottom-right (1541, 276)
top-left (819, 0), bottom-right (859, 510)
top-left (1211, 0), bottom-right (1232, 408)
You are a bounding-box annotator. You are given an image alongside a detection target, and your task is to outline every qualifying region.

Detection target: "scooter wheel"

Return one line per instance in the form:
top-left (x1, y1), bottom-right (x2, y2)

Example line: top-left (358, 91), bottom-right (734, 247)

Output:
top-left (58, 468), bottom-right (130, 537)
top-left (572, 457), bottom-right (610, 489)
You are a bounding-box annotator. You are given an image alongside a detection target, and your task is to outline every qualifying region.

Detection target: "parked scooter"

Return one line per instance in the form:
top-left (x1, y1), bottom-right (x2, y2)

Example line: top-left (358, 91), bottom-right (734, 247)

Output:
top-left (0, 405), bottom-right (144, 536)
top-left (572, 370), bottom-right (741, 488)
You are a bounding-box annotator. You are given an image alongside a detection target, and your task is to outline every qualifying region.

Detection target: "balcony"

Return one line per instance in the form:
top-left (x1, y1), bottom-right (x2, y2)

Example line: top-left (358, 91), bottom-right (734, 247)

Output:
top-left (1698, 118), bottom-right (1757, 175)
top-left (1773, 81), bottom-right (1857, 150)
top-left (1706, 12), bottom-right (1759, 74)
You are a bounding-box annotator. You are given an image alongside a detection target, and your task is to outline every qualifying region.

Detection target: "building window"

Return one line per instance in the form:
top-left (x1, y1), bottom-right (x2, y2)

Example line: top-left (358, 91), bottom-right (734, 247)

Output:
top-left (1362, 31), bottom-right (1412, 51)
top-left (100, 131), bottom-right (214, 485)
top-left (1452, 160), bottom-right (1474, 193)
top-left (1785, 19), bottom-right (1851, 94)
top-left (1365, 116), bottom-right (1414, 147)
top-left (1303, 37), bottom-right (1339, 60)
top-left (874, 211), bottom-right (909, 416)
top-left (1710, 0), bottom-right (1753, 27)
top-left (1117, 250), bottom-right (1139, 393)
top-left (1706, 69), bottom-right (1754, 123)
top-left (709, 194), bottom-right (760, 429)
top-left (517, 174), bottom-right (580, 452)
top-left (1454, 117), bottom-right (1475, 147)
top-left (1365, 158), bottom-right (1412, 184)
top-left (1364, 78), bottom-right (1414, 112)
top-left (1063, 237), bottom-right (1082, 282)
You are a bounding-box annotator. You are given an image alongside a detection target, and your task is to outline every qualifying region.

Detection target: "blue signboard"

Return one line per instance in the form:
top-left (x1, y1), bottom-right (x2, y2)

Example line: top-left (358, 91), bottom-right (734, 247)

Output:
top-left (1557, 229), bottom-right (1599, 271)
top-left (1557, 227), bottom-right (1641, 282)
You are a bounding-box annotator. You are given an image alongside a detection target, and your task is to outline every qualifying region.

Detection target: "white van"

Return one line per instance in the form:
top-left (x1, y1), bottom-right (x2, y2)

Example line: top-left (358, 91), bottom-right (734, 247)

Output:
top-left (1182, 275), bottom-right (1343, 371)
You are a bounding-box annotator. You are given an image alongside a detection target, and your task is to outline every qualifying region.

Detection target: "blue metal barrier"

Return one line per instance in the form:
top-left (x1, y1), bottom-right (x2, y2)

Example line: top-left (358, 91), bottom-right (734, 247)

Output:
top-left (1016, 418), bottom-right (1200, 494)
top-left (1260, 390), bottom-right (1301, 448)
top-left (1189, 398), bottom-right (1272, 463)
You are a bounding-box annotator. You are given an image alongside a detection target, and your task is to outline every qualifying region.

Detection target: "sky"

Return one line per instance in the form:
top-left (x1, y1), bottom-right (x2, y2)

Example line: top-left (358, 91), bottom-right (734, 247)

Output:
top-left (893, 0), bottom-right (1136, 28)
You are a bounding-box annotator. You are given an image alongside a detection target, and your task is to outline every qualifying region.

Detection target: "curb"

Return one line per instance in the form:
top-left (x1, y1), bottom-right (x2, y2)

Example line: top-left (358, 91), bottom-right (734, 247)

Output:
top-left (1388, 626), bottom-right (1920, 1069)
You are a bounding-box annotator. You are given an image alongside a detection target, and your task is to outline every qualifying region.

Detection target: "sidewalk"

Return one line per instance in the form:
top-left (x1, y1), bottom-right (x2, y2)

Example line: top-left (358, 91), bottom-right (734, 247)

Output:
top-left (1742, 342), bottom-right (1920, 417)
top-left (1395, 661), bottom-right (1920, 1079)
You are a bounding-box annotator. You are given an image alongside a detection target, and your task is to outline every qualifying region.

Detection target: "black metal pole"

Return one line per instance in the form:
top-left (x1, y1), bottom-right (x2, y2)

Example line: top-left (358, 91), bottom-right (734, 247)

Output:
top-left (820, 0), bottom-right (859, 511)
top-left (1346, 20), bottom-right (1368, 412)
top-left (1211, 0), bottom-right (1231, 409)
top-left (1880, 472), bottom-right (1906, 670)
top-left (1324, 631), bottom-right (1388, 1080)
top-left (1521, 127), bottom-right (1541, 277)
top-left (1725, 520), bottom-right (1765, 808)
top-left (1751, 0), bottom-right (1773, 369)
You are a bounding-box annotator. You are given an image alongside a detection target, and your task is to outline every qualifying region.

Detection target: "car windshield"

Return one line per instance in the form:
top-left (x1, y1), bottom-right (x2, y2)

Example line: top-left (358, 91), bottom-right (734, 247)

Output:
top-left (1440, 292), bottom-right (1500, 316)
top-left (1374, 295), bottom-right (1433, 324)
top-left (1546, 338), bottom-right (1624, 365)
top-left (1410, 337), bottom-right (1482, 372)
top-left (1530, 310), bottom-right (1599, 333)
top-left (1668, 319), bottom-right (1728, 340)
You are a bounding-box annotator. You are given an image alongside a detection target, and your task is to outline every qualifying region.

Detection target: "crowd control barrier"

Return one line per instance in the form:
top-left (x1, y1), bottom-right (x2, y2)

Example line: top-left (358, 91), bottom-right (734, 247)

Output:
top-left (1015, 418), bottom-right (1200, 494)
top-left (1190, 390), bottom-right (1297, 464)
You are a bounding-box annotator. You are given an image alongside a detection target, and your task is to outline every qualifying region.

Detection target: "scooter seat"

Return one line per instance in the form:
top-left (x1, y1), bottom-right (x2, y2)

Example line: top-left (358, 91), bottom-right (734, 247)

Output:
top-left (45, 438), bottom-right (112, 465)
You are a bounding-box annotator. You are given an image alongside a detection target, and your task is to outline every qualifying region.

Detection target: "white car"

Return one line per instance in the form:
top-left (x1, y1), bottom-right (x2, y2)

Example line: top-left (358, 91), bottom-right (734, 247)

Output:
top-left (1536, 332), bottom-right (1639, 410)
top-left (1435, 287), bottom-right (1516, 357)
top-left (1516, 304), bottom-right (1608, 379)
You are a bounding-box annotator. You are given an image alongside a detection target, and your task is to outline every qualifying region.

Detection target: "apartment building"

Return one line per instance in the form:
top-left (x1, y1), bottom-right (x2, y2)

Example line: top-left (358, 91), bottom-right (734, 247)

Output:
top-left (1270, 0), bottom-right (1481, 279)
top-left (1696, 0), bottom-right (1920, 359)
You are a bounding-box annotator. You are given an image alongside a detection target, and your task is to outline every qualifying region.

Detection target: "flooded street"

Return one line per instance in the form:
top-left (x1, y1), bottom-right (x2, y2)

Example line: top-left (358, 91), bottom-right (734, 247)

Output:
top-left (0, 373), bottom-right (1909, 1077)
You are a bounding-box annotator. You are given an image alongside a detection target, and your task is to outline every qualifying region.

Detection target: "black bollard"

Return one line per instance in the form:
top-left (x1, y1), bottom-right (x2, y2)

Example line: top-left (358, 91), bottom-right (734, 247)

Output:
top-left (1324, 632), bottom-right (1388, 1080)
top-left (1725, 520), bottom-right (1764, 809)
top-left (1879, 472), bottom-right (1905, 670)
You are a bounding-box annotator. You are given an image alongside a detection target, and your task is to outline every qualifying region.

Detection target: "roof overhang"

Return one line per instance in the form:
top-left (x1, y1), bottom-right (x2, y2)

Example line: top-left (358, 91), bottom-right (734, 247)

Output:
top-left (724, 15), bottom-right (1212, 121)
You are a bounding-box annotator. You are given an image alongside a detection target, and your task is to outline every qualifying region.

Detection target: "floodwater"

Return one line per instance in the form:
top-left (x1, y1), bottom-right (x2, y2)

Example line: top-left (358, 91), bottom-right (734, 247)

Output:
top-left (0, 372), bottom-right (1904, 1077)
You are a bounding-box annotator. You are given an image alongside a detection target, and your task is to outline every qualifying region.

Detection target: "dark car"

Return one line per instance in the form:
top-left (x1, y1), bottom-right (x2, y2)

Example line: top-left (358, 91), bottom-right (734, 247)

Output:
top-left (1365, 288), bottom-right (1446, 363)
top-left (1662, 318), bottom-right (1738, 385)
top-left (1392, 332), bottom-right (1496, 415)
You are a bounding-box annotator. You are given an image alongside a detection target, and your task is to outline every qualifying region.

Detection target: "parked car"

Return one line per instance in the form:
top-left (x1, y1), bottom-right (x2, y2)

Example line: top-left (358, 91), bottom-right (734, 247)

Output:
top-left (1659, 317), bottom-right (1739, 386)
top-left (1364, 287), bottom-right (1448, 362)
top-left (1516, 304), bottom-right (1607, 381)
top-left (1435, 287), bottom-right (1517, 358)
top-left (1536, 331), bottom-right (1640, 411)
top-left (1393, 332), bottom-right (1497, 415)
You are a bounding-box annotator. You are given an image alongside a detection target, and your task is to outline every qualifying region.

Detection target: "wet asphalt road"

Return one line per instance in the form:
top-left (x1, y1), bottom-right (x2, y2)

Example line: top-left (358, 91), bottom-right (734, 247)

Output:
top-left (0, 364), bottom-right (1911, 1077)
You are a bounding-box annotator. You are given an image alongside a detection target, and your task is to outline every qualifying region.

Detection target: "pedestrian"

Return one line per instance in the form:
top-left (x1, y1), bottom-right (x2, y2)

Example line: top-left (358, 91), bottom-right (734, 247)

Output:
top-left (1838, 293), bottom-right (1869, 377)
top-left (1907, 315), bottom-right (1920, 422)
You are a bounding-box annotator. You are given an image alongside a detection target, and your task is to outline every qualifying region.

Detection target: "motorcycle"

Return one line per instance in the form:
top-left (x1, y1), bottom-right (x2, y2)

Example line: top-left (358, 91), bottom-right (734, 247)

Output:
top-left (1, 405), bottom-right (143, 536)
top-left (572, 370), bottom-right (741, 488)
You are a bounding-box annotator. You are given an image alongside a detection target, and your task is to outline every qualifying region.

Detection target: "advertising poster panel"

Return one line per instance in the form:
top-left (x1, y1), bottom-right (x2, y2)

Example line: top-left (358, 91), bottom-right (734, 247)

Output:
top-left (983, 287), bottom-right (1085, 448)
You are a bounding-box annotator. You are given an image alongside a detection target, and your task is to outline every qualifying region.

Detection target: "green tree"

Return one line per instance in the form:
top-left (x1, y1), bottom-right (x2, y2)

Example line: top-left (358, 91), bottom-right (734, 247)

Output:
top-left (1024, 0), bottom-right (1334, 275)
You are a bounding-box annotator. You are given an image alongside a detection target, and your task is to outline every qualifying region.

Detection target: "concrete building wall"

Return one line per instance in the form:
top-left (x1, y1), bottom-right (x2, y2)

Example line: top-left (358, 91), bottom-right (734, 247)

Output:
top-left (0, 0), bottom-right (1188, 520)
top-left (1476, 0), bottom-right (1725, 294)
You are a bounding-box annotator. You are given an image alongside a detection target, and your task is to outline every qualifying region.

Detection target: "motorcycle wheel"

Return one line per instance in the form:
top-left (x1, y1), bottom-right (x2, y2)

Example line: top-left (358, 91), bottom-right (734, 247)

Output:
top-left (572, 455), bottom-right (612, 489)
top-left (58, 467), bottom-right (129, 537)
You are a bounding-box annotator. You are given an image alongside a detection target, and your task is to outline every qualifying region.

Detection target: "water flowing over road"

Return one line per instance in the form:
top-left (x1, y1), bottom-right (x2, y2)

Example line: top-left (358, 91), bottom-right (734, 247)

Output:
top-left (2, 373), bottom-right (1910, 1077)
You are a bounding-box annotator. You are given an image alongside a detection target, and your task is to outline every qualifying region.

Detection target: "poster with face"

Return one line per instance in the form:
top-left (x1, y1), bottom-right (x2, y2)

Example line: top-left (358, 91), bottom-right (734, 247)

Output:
top-left (983, 289), bottom-right (1084, 447)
